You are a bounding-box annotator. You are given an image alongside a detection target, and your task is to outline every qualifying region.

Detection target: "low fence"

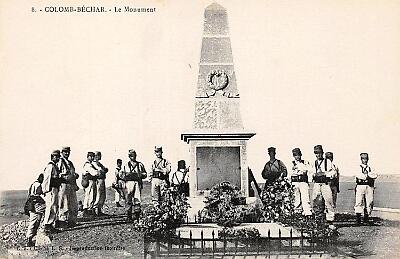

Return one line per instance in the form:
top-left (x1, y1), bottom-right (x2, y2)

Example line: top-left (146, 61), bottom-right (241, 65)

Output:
top-left (144, 228), bottom-right (336, 258)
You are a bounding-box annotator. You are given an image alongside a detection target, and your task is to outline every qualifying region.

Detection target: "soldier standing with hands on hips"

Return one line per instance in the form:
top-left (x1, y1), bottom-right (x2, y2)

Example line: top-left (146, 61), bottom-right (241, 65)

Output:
top-left (354, 153), bottom-right (378, 225)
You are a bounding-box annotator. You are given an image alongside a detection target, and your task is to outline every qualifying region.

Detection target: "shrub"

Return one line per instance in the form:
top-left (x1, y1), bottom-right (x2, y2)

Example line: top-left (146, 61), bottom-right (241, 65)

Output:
top-left (135, 188), bottom-right (189, 238)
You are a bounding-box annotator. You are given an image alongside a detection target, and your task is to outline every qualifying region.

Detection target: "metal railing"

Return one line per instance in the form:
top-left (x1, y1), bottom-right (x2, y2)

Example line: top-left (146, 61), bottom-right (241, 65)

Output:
top-left (144, 227), bottom-right (336, 258)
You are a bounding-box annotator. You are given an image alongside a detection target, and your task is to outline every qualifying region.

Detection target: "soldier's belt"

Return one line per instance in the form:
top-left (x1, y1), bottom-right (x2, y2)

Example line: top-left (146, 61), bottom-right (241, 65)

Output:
top-left (356, 178), bottom-right (374, 187)
top-left (313, 175), bottom-right (329, 184)
top-left (291, 175), bottom-right (308, 182)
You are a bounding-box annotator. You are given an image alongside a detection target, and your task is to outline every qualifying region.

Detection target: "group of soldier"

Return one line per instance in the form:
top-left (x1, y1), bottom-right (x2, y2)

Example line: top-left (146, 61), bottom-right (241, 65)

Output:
top-left (25, 144), bottom-right (377, 246)
top-left (261, 145), bottom-right (378, 228)
top-left (24, 146), bottom-right (189, 247)
top-left (25, 147), bottom-right (79, 247)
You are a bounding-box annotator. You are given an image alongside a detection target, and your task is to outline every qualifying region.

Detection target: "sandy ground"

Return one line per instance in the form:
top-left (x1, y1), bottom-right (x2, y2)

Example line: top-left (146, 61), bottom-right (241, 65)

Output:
top-left (1, 183), bottom-right (400, 258)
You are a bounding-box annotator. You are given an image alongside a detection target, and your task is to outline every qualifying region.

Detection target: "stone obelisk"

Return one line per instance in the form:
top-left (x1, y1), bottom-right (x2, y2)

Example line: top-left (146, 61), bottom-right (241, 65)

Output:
top-left (182, 3), bottom-right (255, 200)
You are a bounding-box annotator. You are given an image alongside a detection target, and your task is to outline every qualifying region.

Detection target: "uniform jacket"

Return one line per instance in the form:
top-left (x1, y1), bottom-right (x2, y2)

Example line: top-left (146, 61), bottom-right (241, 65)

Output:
top-left (42, 161), bottom-right (60, 193)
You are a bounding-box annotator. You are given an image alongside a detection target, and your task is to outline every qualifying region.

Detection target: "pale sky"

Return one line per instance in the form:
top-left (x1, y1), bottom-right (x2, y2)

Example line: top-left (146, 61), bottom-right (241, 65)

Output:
top-left (1, 0), bottom-right (399, 190)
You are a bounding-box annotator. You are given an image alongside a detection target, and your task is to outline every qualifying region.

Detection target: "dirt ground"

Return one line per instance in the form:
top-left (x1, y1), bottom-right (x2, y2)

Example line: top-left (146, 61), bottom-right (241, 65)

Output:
top-left (1, 183), bottom-right (400, 258)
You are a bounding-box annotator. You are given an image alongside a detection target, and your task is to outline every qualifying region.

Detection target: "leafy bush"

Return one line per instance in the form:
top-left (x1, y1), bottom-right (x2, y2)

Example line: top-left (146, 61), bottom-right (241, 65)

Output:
top-left (259, 174), bottom-right (295, 223)
top-left (135, 188), bottom-right (189, 238)
top-left (202, 182), bottom-right (251, 227)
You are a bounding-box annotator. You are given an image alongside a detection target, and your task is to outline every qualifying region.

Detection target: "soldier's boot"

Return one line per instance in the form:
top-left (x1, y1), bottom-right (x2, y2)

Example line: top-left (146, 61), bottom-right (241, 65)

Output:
top-left (126, 210), bottom-right (133, 222)
top-left (356, 213), bottom-right (362, 225)
top-left (26, 237), bottom-right (35, 247)
top-left (364, 214), bottom-right (372, 225)
top-left (133, 206), bottom-right (142, 221)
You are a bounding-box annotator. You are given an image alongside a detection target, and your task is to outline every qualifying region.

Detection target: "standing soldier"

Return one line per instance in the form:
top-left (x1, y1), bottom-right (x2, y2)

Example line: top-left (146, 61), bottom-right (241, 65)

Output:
top-left (289, 148), bottom-right (312, 217)
top-left (311, 145), bottom-right (336, 228)
top-left (261, 147), bottom-right (288, 186)
top-left (57, 146), bottom-right (79, 228)
top-left (354, 153), bottom-right (378, 225)
top-left (325, 152), bottom-right (340, 208)
top-left (25, 173), bottom-right (46, 246)
top-left (171, 160), bottom-right (190, 196)
top-left (82, 152), bottom-right (98, 216)
top-left (121, 149), bottom-right (147, 221)
top-left (113, 159), bottom-right (124, 207)
top-left (151, 146), bottom-right (171, 205)
top-left (93, 151), bottom-right (108, 216)
top-left (42, 150), bottom-right (62, 234)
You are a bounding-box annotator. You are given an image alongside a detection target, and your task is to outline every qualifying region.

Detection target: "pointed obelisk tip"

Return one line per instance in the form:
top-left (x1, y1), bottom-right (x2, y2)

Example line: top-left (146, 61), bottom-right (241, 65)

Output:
top-left (206, 2), bottom-right (226, 11)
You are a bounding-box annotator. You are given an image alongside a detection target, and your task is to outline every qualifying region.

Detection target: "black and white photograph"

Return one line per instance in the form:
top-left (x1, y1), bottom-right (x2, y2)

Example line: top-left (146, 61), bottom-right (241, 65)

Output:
top-left (1, 0), bottom-right (399, 258)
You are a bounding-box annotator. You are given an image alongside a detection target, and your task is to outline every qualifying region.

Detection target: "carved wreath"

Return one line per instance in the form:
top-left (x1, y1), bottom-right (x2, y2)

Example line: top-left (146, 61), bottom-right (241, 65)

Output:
top-left (207, 70), bottom-right (229, 91)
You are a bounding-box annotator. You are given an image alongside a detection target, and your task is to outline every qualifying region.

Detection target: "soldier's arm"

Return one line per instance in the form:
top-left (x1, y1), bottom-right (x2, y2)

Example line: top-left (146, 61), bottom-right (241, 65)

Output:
top-left (261, 164), bottom-right (268, 179)
top-left (84, 163), bottom-right (98, 177)
top-left (308, 162), bottom-right (316, 182)
top-left (164, 160), bottom-right (171, 174)
top-left (140, 163), bottom-right (147, 179)
top-left (325, 160), bottom-right (336, 178)
top-left (355, 167), bottom-right (367, 180)
top-left (368, 166), bottom-right (378, 179)
top-left (280, 161), bottom-right (288, 177)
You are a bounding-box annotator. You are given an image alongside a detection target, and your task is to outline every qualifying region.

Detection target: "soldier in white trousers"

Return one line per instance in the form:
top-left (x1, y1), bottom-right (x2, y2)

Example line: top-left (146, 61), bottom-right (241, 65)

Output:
top-left (82, 152), bottom-right (98, 216)
top-left (289, 148), bottom-right (312, 217)
top-left (150, 146), bottom-right (171, 205)
top-left (93, 151), bottom-right (108, 216)
top-left (325, 152), bottom-right (340, 208)
top-left (57, 146), bottom-right (79, 228)
top-left (354, 153), bottom-right (378, 225)
top-left (113, 159), bottom-right (124, 207)
top-left (121, 149), bottom-right (147, 221)
top-left (311, 145), bottom-right (336, 228)
top-left (26, 173), bottom-right (46, 246)
top-left (42, 150), bottom-right (62, 234)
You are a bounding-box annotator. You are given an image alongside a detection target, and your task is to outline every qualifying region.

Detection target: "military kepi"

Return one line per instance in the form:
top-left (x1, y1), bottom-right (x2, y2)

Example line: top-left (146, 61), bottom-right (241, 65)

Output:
top-left (292, 148), bottom-right (302, 156)
top-left (154, 146), bottom-right (163, 152)
top-left (51, 150), bottom-right (60, 156)
top-left (61, 146), bottom-right (71, 152)
top-left (267, 147), bottom-right (276, 153)
top-left (178, 160), bottom-right (186, 170)
top-left (314, 145), bottom-right (323, 153)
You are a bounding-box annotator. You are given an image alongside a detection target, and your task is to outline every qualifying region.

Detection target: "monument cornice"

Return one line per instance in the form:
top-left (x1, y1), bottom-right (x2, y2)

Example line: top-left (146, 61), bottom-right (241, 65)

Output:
top-left (181, 131), bottom-right (256, 143)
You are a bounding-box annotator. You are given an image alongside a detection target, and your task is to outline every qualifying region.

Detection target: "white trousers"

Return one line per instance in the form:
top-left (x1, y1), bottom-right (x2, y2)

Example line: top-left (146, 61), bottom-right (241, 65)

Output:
top-left (43, 187), bottom-right (59, 226)
top-left (151, 178), bottom-right (167, 202)
top-left (115, 190), bottom-right (121, 203)
top-left (312, 183), bottom-right (335, 221)
top-left (26, 212), bottom-right (42, 239)
top-left (83, 180), bottom-right (97, 210)
top-left (293, 182), bottom-right (312, 216)
top-left (123, 181), bottom-right (141, 213)
top-left (354, 185), bottom-right (374, 215)
top-left (58, 183), bottom-right (78, 224)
